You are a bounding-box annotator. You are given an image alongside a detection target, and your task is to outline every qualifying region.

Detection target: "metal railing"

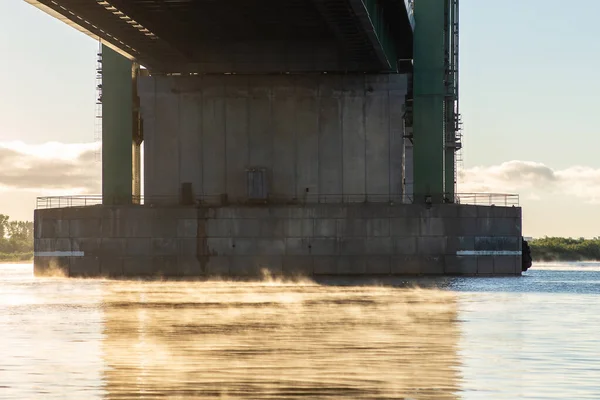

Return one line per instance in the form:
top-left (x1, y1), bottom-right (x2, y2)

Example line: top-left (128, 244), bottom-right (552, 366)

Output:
top-left (455, 193), bottom-right (519, 207)
top-left (36, 195), bottom-right (104, 209)
top-left (36, 193), bottom-right (519, 210)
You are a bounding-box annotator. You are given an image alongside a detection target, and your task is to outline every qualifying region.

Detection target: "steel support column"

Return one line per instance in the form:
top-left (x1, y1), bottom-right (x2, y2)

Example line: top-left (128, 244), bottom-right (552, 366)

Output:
top-left (132, 64), bottom-right (143, 204)
top-left (102, 45), bottom-right (134, 205)
top-left (412, 0), bottom-right (446, 203)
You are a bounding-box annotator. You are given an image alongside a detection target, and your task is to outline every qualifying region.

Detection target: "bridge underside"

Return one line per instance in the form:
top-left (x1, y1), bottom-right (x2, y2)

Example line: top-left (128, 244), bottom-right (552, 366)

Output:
top-left (26, 0), bottom-right (413, 73)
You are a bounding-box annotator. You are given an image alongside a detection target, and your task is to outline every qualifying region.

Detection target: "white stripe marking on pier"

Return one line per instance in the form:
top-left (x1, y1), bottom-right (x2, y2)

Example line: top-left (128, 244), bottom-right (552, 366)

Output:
top-left (34, 251), bottom-right (85, 257)
top-left (456, 250), bottom-right (521, 256)
top-left (457, 250), bottom-right (522, 256)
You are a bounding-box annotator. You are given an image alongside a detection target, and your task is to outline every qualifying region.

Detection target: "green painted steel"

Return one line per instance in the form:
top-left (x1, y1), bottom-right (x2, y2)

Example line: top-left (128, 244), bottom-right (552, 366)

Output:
top-left (444, 0), bottom-right (460, 201)
top-left (101, 45), bottom-right (133, 205)
top-left (445, 147), bottom-right (455, 200)
top-left (412, 0), bottom-right (446, 202)
top-left (361, 0), bottom-right (398, 71)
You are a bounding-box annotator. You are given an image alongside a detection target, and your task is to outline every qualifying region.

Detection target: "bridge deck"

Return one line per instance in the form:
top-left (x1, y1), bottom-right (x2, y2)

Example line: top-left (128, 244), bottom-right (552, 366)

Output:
top-left (25, 0), bottom-right (413, 73)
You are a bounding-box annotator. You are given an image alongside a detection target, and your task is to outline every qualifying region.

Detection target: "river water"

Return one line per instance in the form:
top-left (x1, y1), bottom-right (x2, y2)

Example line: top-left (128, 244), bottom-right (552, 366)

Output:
top-left (1, 263), bottom-right (599, 399)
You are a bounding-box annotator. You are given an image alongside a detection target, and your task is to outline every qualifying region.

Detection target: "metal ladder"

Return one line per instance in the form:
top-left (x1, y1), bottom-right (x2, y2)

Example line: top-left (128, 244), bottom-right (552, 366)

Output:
top-left (451, 0), bottom-right (464, 192)
top-left (444, 0), bottom-right (462, 194)
top-left (94, 40), bottom-right (102, 163)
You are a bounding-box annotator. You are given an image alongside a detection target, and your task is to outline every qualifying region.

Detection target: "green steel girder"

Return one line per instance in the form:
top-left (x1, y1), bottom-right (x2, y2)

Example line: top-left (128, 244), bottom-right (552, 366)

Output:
top-left (412, 0), bottom-right (446, 202)
top-left (312, 0), bottom-right (412, 71)
top-left (411, 0), bottom-right (461, 203)
top-left (26, 0), bottom-right (413, 73)
top-left (102, 45), bottom-right (135, 205)
top-left (23, 0), bottom-right (178, 70)
top-left (349, 0), bottom-right (399, 71)
top-left (381, 0), bottom-right (415, 63)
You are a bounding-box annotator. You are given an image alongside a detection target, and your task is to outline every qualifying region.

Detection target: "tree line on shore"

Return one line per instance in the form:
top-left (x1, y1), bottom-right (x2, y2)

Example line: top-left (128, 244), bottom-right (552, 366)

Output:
top-left (0, 215), bottom-right (34, 262)
top-left (528, 237), bottom-right (600, 262)
top-left (1, 213), bottom-right (599, 262)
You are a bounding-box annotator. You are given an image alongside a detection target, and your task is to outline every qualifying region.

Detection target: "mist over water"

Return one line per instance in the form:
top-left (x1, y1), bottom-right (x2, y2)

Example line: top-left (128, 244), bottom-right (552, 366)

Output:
top-left (1, 263), bottom-right (600, 399)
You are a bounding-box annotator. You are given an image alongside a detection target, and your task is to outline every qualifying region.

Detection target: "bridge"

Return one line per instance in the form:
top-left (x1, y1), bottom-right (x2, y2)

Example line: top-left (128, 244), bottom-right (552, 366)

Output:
top-left (28, 1), bottom-right (524, 278)
top-left (27, 0), bottom-right (414, 74)
top-left (26, 0), bottom-right (458, 204)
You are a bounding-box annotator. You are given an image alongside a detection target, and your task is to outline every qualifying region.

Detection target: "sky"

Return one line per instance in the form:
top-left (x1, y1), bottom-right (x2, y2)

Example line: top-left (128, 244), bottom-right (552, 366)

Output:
top-left (2, 0), bottom-right (600, 238)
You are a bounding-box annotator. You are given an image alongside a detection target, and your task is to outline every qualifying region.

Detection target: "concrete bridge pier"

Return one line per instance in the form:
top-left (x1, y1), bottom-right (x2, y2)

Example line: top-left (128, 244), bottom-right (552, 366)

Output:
top-left (30, 0), bottom-right (524, 278)
top-left (33, 62), bottom-right (523, 278)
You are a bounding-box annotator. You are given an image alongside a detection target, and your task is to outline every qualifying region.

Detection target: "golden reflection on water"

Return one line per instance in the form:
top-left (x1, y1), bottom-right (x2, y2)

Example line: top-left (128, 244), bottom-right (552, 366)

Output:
top-left (101, 279), bottom-right (461, 399)
top-left (5, 263), bottom-right (600, 399)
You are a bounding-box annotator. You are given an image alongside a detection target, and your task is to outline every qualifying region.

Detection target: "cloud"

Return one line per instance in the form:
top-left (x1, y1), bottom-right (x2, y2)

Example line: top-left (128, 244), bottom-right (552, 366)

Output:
top-left (3, 142), bottom-right (600, 207)
top-left (0, 141), bottom-right (101, 193)
top-left (459, 160), bottom-right (600, 204)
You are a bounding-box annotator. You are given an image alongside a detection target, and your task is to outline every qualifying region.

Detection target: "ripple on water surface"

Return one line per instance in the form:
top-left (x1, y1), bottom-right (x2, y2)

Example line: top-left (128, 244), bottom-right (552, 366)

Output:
top-left (1, 263), bottom-right (600, 399)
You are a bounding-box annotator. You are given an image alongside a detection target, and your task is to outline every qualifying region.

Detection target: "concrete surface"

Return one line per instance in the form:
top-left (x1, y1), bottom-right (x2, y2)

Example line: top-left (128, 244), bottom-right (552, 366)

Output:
top-left (34, 204), bottom-right (523, 278)
top-left (139, 74), bottom-right (407, 203)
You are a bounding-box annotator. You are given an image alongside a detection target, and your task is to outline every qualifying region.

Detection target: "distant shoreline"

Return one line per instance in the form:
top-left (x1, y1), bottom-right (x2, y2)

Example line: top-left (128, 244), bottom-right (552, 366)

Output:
top-left (532, 258), bottom-right (600, 263)
top-left (0, 253), bottom-right (33, 263)
top-left (530, 237), bottom-right (600, 262)
top-left (0, 261), bottom-right (32, 264)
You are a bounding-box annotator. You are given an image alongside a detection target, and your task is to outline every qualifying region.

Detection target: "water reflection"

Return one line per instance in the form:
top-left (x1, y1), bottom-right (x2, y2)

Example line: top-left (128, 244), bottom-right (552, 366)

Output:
top-left (101, 280), bottom-right (461, 399)
top-left (5, 263), bottom-right (600, 398)
top-left (0, 264), bottom-right (106, 399)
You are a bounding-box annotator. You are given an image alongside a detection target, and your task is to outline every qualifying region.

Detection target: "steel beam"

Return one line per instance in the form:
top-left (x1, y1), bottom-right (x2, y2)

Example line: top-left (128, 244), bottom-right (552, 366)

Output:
top-left (348, 0), bottom-right (398, 71)
top-left (412, 0), bottom-right (446, 202)
top-left (102, 45), bottom-right (134, 205)
top-left (23, 0), bottom-right (181, 71)
top-left (25, 0), bottom-right (413, 73)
